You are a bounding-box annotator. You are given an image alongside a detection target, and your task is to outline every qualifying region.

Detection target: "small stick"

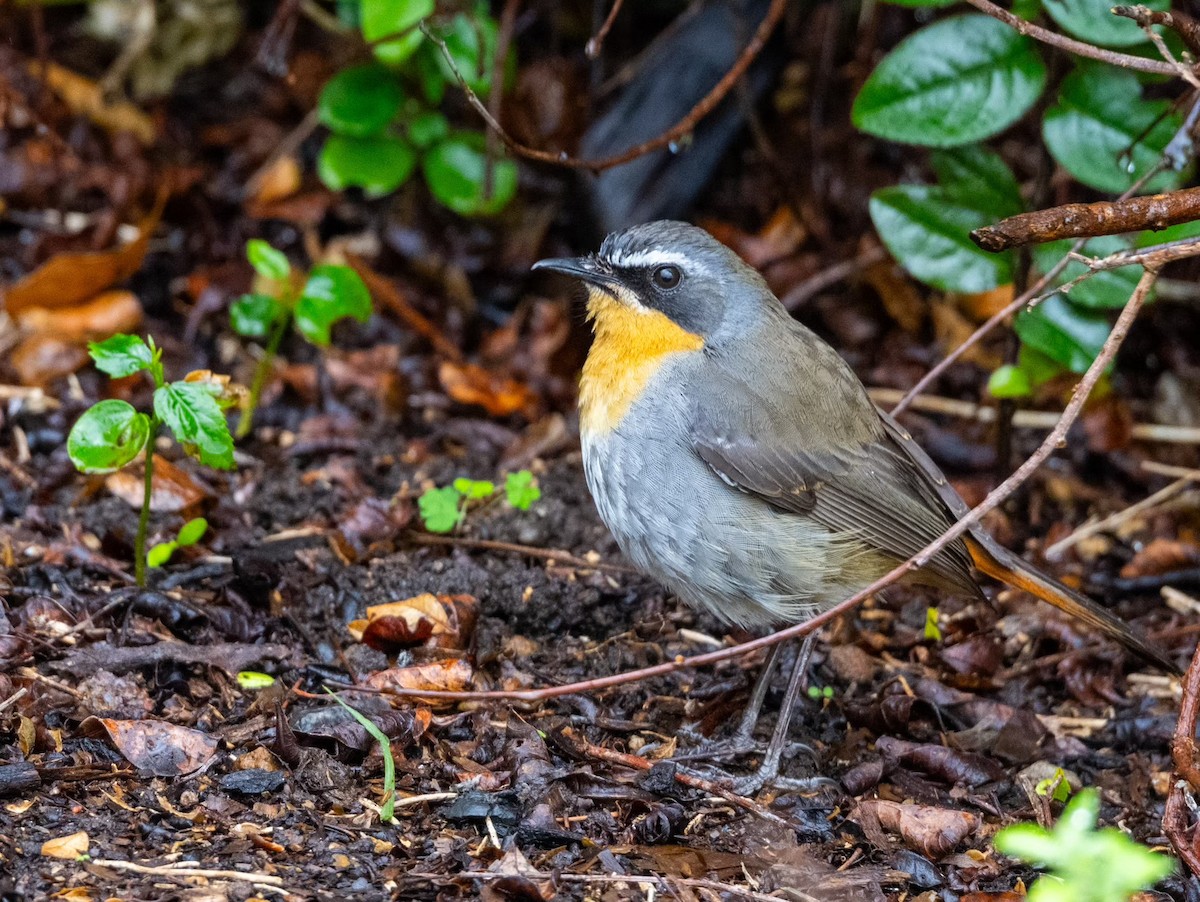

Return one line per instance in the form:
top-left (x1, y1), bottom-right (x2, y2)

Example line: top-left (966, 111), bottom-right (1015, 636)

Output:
top-left (1044, 475), bottom-right (1200, 560)
top-left (90, 859), bottom-right (285, 886)
top-left (409, 533), bottom-right (639, 575)
top-left (586, 0), bottom-right (627, 58)
top-left (1113, 5), bottom-right (1200, 57)
top-left (1164, 638), bottom-right (1200, 874)
top-left (971, 188), bottom-right (1200, 252)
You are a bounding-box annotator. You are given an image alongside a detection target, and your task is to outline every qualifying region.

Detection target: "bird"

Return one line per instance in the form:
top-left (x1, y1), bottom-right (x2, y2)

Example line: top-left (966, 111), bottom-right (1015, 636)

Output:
top-left (533, 220), bottom-right (1176, 793)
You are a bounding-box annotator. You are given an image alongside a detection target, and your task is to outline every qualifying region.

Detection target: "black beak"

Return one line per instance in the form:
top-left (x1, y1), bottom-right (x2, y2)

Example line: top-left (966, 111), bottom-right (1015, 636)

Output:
top-left (532, 255), bottom-right (620, 292)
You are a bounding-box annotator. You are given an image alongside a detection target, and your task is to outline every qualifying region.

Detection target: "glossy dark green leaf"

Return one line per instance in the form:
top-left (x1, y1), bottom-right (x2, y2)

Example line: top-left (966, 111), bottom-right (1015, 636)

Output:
top-left (153, 381), bottom-right (235, 470)
top-left (1043, 64), bottom-right (1187, 193)
top-left (88, 334), bottom-right (154, 378)
top-left (1043, 0), bottom-right (1167, 48)
top-left (318, 134), bottom-right (417, 197)
top-left (67, 400), bottom-right (151, 473)
top-left (869, 185), bottom-right (1013, 292)
top-left (1033, 236), bottom-right (1150, 309)
top-left (246, 239), bottom-right (292, 281)
top-left (230, 293), bottom-right (287, 338)
top-left (423, 136), bottom-right (517, 216)
top-left (852, 15), bottom-right (1046, 147)
top-left (930, 145), bottom-right (1024, 218)
top-left (361, 0), bottom-right (434, 66)
top-left (1014, 293), bottom-right (1112, 373)
top-left (414, 42), bottom-right (448, 105)
top-left (408, 110), bottom-right (449, 149)
top-left (294, 264), bottom-right (373, 347)
top-left (430, 12), bottom-right (501, 98)
top-left (1135, 219), bottom-right (1200, 247)
top-left (318, 64), bottom-right (403, 137)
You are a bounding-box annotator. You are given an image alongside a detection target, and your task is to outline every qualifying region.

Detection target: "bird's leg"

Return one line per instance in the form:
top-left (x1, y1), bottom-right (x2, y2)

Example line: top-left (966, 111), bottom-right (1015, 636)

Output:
top-left (731, 633), bottom-right (833, 796)
top-left (674, 643), bottom-right (783, 762)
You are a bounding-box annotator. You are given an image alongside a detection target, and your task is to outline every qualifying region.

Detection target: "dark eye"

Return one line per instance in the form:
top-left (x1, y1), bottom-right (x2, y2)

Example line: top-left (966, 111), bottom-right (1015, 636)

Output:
top-left (652, 265), bottom-right (682, 290)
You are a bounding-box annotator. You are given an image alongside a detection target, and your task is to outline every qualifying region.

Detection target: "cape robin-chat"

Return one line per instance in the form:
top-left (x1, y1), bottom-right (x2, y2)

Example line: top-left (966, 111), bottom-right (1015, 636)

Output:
top-left (535, 220), bottom-right (1175, 791)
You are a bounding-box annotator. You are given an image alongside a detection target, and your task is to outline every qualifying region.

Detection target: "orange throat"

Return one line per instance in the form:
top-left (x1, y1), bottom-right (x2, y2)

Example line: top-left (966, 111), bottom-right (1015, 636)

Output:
top-left (578, 287), bottom-right (704, 437)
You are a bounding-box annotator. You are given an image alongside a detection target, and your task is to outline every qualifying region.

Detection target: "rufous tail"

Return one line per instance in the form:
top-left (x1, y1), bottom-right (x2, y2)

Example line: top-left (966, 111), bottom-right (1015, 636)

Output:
top-left (964, 533), bottom-right (1178, 674)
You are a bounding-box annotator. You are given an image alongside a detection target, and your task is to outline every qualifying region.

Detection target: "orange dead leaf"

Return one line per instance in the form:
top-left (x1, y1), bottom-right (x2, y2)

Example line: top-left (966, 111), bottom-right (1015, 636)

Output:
top-left (40, 831), bottom-right (89, 860)
top-left (348, 593), bottom-right (477, 652)
top-left (438, 360), bottom-right (538, 419)
top-left (16, 290), bottom-right (143, 343)
top-left (30, 61), bottom-right (156, 144)
top-left (3, 195), bottom-right (165, 314)
top-left (959, 284), bottom-right (1015, 321)
top-left (104, 455), bottom-right (208, 512)
top-left (80, 716), bottom-right (217, 776)
top-left (365, 658), bottom-right (474, 703)
top-left (9, 335), bottom-right (90, 387)
top-left (250, 156), bottom-right (302, 206)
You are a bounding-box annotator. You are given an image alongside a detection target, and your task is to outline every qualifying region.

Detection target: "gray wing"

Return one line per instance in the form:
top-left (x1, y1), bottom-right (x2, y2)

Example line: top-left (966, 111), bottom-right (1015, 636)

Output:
top-left (689, 351), bottom-right (979, 597)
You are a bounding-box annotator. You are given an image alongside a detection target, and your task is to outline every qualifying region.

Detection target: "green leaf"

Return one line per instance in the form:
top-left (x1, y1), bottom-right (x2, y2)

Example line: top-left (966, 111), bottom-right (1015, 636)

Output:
top-left (237, 671), bottom-right (277, 689)
top-left (294, 264), bottom-right (373, 347)
top-left (67, 400), bottom-right (151, 474)
top-left (994, 823), bottom-right (1063, 864)
top-left (504, 470), bottom-right (540, 510)
top-left (146, 541), bottom-right (177, 568)
top-left (414, 42), bottom-right (448, 105)
top-left (988, 364), bottom-right (1032, 399)
top-left (1014, 294), bottom-right (1112, 373)
top-left (176, 517), bottom-right (208, 547)
top-left (153, 381), bottom-right (235, 470)
top-left (869, 185), bottom-right (1013, 292)
top-left (452, 478), bottom-right (495, 500)
top-left (1042, 64), bottom-right (1187, 194)
top-left (230, 293), bottom-right (287, 339)
top-left (87, 334), bottom-right (154, 379)
top-left (325, 689), bottom-right (396, 822)
top-left (318, 134), bottom-right (417, 197)
top-left (430, 12), bottom-right (501, 98)
top-left (419, 485), bottom-right (463, 533)
top-left (923, 606), bottom-right (942, 641)
top-left (1043, 0), bottom-right (1168, 48)
top-left (930, 145), bottom-right (1024, 218)
top-left (1018, 344), bottom-right (1066, 389)
top-left (246, 239), bottom-right (292, 281)
top-left (852, 15), bottom-right (1046, 147)
top-left (361, 0), bottom-right (434, 66)
top-left (408, 110), bottom-right (449, 149)
top-left (318, 64), bottom-right (404, 138)
top-left (1135, 219), bottom-right (1200, 247)
top-left (1033, 237), bottom-right (1150, 309)
top-left (423, 136), bottom-right (518, 216)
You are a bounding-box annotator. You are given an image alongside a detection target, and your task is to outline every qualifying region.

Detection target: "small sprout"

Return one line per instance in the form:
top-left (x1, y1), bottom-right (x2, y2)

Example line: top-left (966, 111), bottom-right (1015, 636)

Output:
top-left (230, 240), bottom-right (374, 437)
top-left (504, 470), bottom-right (540, 510)
top-left (994, 788), bottom-right (1174, 902)
top-left (806, 685), bottom-right (835, 700)
top-left (452, 477), bottom-right (495, 500)
top-left (1035, 768), bottom-right (1072, 804)
top-left (147, 517), bottom-right (208, 568)
top-left (237, 671), bottom-right (276, 690)
top-left (419, 485), bottom-right (464, 533)
top-left (67, 335), bottom-right (236, 587)
top-left (325, 689), bottom-right (396, 823)
top-left (923, 606), bottom-right (942, 642)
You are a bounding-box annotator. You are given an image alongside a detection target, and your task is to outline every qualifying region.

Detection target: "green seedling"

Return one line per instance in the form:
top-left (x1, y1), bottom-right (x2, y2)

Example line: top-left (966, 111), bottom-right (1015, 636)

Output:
top-left (315, 1), bottom-right (518, 215)
top-left (237, 671), bottom-right (277, 690)
top-left (923, 606), bottom-right (942, 642)
top-left (67, 335), bottom-right (236, 587)
top-left (1035, 768), bottom-right (1073, 805)
top-left (325, 689), bottom-right (396, 823)
top-left (146, 517), bottom-right (208, 568)
top-left (994, 788), bottom-right (1174, 902)
top-left (230, 239), bottom-right (373, 438)
top-left (806, 685), bottom-right (835, 700)
top-left (417, 470), bottom-right (541, 533)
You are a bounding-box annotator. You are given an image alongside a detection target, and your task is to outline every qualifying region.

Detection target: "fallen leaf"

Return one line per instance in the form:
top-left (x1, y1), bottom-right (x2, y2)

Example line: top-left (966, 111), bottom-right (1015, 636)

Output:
top-left (40, 830), bottom-right (89, 860)
top-left (80, 716), bottom-right (217, 776)
top-left (438, 360), bottom-right (538, 419)
top-left (348, 593), bottom-right (477, 652)
top-left (30, 61), bottom-right (156, 144)
top-left (3, 195), bottom-right (164, 314)
top-left (1121, 538), bottom-right (1200, 578)
top-left (250, 156), bottom-right (301, 206)
top-left (959, 284), bottom-right (1014, 321)
top-left (16, 290), bottom-right (143, 342)
top-left (104, 455), bottom-right (208, 512)
top-left (9, 335), bottom-right (90, 386)
top-left (855, 800), bottom-right (979, 859)
top-left (864, 259), bottom-right (926, 334)
top-left (366, 658), bottom-right (474, 703)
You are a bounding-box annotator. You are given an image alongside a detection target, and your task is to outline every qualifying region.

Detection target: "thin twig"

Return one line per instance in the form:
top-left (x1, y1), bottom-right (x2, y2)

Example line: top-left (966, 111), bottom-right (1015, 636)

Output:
top-left (419, 0), bottom-right (787, 172)
top-left (586, 0), bottom-right (627, 58)
top-left (961, 0), bottom-right (1182, 76)
top-left (408, 532), bottom-right (639, 575)
top-left (1044, 474), bottom-right (1200, 560)
top-left (90, 859), bottom-right (285, 886)
top-left (1164, 638), bottom-right (1200, 875)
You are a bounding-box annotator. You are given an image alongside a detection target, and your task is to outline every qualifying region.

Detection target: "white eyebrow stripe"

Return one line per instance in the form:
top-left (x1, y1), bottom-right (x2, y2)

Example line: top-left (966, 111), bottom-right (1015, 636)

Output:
top-left (607, 248), bottom-right (715, 278)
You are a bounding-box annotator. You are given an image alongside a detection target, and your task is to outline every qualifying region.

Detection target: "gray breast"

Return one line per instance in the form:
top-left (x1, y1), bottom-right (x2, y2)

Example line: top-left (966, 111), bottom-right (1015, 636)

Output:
top-left (580, 359), bottom-right (876, 629)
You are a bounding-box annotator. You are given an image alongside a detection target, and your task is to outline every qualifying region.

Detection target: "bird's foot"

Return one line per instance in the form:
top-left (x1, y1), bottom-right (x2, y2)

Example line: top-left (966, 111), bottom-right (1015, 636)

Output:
top-left (672, 727), bottom-right (762, 764)
top-left (730, 770), bottom-right (839, 797)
